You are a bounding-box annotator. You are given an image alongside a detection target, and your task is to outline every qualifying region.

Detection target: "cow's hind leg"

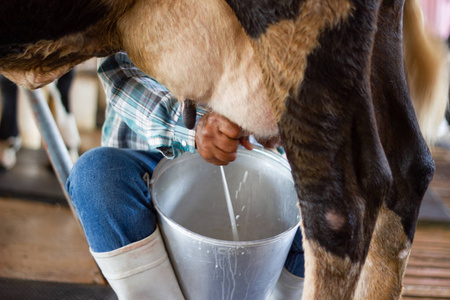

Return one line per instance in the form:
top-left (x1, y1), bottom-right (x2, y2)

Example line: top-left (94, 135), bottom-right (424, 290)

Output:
top-left (279, 0), bottom-right (392, 299)
top-left (354, 1), bottom-right (435, 298)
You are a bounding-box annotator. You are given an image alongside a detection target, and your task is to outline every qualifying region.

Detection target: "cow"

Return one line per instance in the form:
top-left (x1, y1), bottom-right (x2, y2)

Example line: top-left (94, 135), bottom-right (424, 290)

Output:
top-left (0, 0), bottom-right (448, 299)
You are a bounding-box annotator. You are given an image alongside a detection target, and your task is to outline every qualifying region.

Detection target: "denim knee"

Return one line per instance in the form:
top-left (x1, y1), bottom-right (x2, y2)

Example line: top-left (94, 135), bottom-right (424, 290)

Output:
top-left (67, 147), bottom-right (126, 209)
top-left (66, 147), bottom-right (160, 252)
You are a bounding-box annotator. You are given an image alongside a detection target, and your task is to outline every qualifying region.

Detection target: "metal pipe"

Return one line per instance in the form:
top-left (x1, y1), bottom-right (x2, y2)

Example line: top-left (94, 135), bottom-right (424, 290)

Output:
top-left (26, 88), bottom-right (104, 278)
top-left (25, 89), bottom-right (76, 215)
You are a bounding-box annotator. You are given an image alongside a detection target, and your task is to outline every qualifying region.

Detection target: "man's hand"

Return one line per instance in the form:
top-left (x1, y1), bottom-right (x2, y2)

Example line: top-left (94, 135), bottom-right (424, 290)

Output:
top-left (195, 112), bottom-right (253, 165)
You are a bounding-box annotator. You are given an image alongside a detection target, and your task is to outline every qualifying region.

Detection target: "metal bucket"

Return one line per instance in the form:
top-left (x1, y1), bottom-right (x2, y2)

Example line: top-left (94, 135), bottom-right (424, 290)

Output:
top-left (151, 147), bottom-right (300, 300)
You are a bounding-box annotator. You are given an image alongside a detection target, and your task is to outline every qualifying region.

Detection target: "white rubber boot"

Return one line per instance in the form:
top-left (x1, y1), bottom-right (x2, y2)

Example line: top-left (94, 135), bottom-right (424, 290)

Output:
top-left (269, 267), bottom-right (304, 300)
top-left (58, 112), bottom-right (81, 163)
top-left (0, 137), bottom-right (21, 170)
top-left (48, 82), bottom-right (80, 163)
top-left (91, 227), bottom-right (185, 300)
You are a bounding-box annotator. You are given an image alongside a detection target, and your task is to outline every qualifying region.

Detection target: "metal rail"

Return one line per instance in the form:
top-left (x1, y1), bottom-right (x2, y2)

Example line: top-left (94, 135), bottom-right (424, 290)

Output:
top-left (25, 89), bottom-right (78, 219)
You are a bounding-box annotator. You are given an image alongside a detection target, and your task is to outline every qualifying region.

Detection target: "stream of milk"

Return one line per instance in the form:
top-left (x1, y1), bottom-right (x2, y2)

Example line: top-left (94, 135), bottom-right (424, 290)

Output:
top-left (219, 166), bottom-right (240, 241)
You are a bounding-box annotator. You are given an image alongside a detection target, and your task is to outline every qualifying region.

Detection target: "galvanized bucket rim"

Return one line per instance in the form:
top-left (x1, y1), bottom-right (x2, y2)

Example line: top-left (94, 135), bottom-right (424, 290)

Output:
top-left (152, 145), bottom-right (292, 178)
top-left (151, 146), bottom-right (301, 247)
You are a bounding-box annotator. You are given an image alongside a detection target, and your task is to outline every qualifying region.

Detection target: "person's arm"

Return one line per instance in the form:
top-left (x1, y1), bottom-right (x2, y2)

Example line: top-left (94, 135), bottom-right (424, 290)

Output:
top-left (98, 52), bottom-right (205, 158)
top-left (99, 52), bottom-right (255, 164)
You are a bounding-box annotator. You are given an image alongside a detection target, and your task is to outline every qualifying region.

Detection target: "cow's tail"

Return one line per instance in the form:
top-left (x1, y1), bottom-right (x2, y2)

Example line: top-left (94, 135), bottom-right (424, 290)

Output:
top-left (403, 0), bottom-right (449, 143)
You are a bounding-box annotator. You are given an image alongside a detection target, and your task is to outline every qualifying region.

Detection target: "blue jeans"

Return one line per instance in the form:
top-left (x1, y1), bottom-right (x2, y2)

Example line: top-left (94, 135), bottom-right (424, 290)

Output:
top-left (66, 147), bottom-right (305, 277)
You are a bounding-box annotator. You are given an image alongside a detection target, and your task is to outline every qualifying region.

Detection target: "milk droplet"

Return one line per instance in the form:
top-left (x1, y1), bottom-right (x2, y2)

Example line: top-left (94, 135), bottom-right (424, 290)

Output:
top-left (243, 171), bottom-right (248, 183)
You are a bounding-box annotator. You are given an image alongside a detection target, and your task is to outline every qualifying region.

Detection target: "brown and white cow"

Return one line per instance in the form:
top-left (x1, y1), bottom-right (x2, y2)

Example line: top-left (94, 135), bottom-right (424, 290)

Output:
top-left (1, 0), bottom-right (448, 299)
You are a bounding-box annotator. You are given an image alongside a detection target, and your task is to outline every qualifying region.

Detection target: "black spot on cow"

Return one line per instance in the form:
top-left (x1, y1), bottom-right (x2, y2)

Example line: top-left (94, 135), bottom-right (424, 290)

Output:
top-left (224, 0), bottom-right (304, 38)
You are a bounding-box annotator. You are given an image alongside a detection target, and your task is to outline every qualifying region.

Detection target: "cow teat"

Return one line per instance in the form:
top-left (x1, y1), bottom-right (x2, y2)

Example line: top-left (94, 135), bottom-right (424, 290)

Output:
top-left (182, 99), bottom-right (197, 130)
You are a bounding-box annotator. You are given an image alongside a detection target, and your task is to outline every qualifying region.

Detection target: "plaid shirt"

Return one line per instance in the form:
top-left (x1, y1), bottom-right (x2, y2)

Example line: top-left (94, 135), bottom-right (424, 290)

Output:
top-left (98, 52), bottom-right (207, 158)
